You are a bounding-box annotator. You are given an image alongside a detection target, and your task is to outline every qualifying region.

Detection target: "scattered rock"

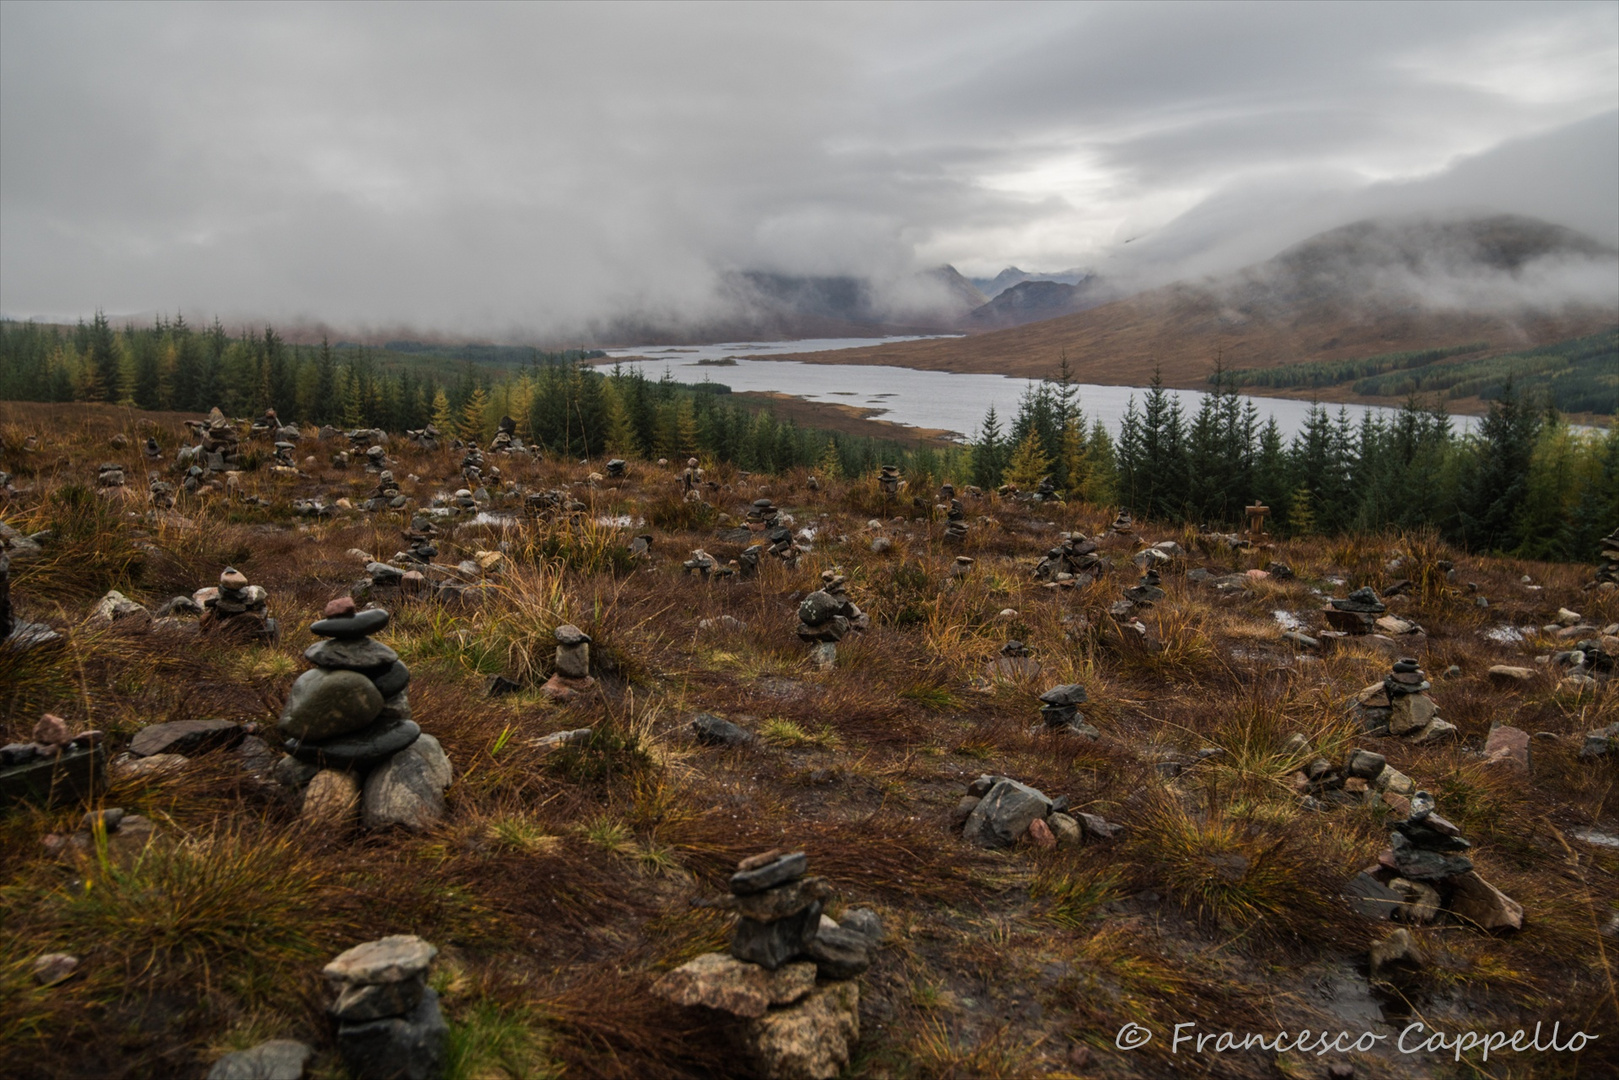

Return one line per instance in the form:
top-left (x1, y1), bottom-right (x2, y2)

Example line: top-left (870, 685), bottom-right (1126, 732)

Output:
top-left (963, 778), bottom-right (1053, 849)
top-left (362, 734), bottom-right (452, 831)
top-left (32, 953), bottom-right (79, 986)
top-left (129, 718), bottom-right (242, 758)
top-left (692, 713), bottom-right (755, 747)
top-left (206, 1039), bottom-right (314, 1080)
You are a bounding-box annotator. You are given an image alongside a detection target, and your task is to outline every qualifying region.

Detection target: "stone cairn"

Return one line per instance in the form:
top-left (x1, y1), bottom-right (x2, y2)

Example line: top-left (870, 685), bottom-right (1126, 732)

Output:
top-left (367, 470), bottom-right (405, 512)
top-left (280, 600), bottom-right (417, 767)
top-left (796, 571), bottom-right (866, 668)
top-left (198, 566), bottom-right (278, 641)
top-left (324, 935), bottom-right (447, 1080)
top-left (1323, 585), bottom-right (1386, 633)
top-left (985, 640), bottom-right (1039, 681)
top-left (404, 423), bottom-right (442, 451)
top-left (654, 851), bottom-right (876, 1080)
top-left (1596, 527), bottom-right (1619, 590)
top-left (1109, 566), bottom-right (1165, 617)
top-left (1349, 792), bottom-right (1522, 931)
top-left (398, 517), bottom-right (440, 565)
top-left (746, 497), bottom-right (798, 561)
top-left (877, 465), bottom-right (901, 497)
top-left (605, 458), bottom-right (627, 479)
top-left (1034, 475), bottom-right (1058, 501)
top-left (1109, 509), bottom-right (1133, 534)
top-left (680, 457), bottom-right (703, 497)
top-left (1036, 684), bottom-right (1097, 737)
top-left (143, 436), bottom-right (162, 460)
top-left (148, 473), bottom-right (175, 509)
top-left (943, 497), bottom-right (968, 544)
top-left (96, 462), bottom-right (126, 488)
top-left (1353, 657), bottom-right (1455, 742)
top-left (190, 408), bottom-right (242, 473)
top-left (1034, 533), bottom-right (1102, 587)
top-left (683, 548), bottom-right (727, 580)
top-left (541, 623), bottom-right (595, 701)
top-left (487, 415), bottom-right (519, 453)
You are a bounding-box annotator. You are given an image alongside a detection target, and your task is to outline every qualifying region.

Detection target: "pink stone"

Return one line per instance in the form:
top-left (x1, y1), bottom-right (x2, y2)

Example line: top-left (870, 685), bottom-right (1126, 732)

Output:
top-left (324, 596), bottom-right (358, 618)
top-left (1483, 725), bottom-right (1530, 770)
top-left (1245, 569), bottom-right (1270, 579)
top-left (1027, 817), bottom-right (1056, 849)
top-left (34, 714), bottom-right (70, 746)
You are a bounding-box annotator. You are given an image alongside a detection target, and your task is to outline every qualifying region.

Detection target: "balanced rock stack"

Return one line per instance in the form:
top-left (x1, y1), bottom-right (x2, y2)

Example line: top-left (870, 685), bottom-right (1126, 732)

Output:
top-left (683, 548), bottom-right (724, 580)
top-left (680, 457), bottom-right (703, 494)
top-left (1034, 476), bottom-right (1058, 501)
top-left (1324, 586), bottom-right (1387, 633)
top-left (943, 498), bottom-right (968, 544)
top-left (1037, 684), bottom-right (1098, 737)
top-left (280, 600), bottom-right (418, 767)
top-left (654, 850), bottom-right (876, 1080)
top-left (1109, 510), bottom-right (1133, 534)
top-left (487, 415), bottom-right (518, 452)
top-left (398, 517), bottom-right (440, 564)
top-left (363, 443), bottom-right (388, 472)
top-left (541, 623), bottom-right (595, 700)
top-left (745, 498), bottom-right (798, 562)
top-left (366, 470), bottom-right (405, 512)
top-left (271, 440), bottom-right (297, 468)
top-left (1597, 527), bottom-right (1619, 589)
top-left (877, 465), bottom-right (901, 497)
top-left (1111, 567), bottom-right (1165, 616)
top-left (1035, 533), bottom-right (1101, 586)
top-left (198, 567), bottom-right (277, 641)
top-left (404, 423), bottom-right (441, 451)
top-left (198, 408), bottom-right (242, 472)
top-left (1355, 658), bottom-right (1454, 740)
top-left (986, 640), bottom-right (1040, 680)
top-left (96, 462), bottom-right (126, 488)
top-left (148, 474), bottom-right (175, 509)
top-left (605, 458), bottom-right (627, 479)
top-left (460, 446), bottom-right (485, 481)
top-left (1353, 792), bottom-right (1522, 930)
top-left (796, 571), bottom-right (867, 666)
top-left (450, 487), bottom-right (477, 512)
top-left (324, 935), bottom-right (448, 1080)
top-left (143, 436), bottom-right (162, 459)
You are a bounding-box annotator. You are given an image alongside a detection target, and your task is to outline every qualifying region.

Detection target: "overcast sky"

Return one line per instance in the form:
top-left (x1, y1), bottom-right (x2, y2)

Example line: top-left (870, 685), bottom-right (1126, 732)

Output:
top-left (2, 1), bottom-right (1615, 335)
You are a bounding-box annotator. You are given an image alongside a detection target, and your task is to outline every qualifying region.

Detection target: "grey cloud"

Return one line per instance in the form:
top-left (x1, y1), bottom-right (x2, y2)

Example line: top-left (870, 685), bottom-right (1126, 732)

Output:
top-left (1, 1), bottom-right (1614, 337)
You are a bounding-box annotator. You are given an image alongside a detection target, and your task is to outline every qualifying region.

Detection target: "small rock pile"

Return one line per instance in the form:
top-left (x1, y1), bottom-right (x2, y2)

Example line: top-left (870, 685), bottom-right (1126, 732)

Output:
top-left (398, 517), bottom-right (440, 564)
top-left (367, 470), bottom-right (405, 512)
top-left (148, 474), bottom-right (175, 509)
top-left (654, 851), bottom-right (877, 1080)
top-left (1353, 658), bottom-right (1455, 741)
top-left (957, 773), bottom-right (1119, 850)
top-left (541, 623), bottom-right (596, 701)
top-left (198, 566), bottom-right (278, 641)
top-left (1034, 533), bottom-right (1102, 586)
top-left (404, 424), bottom-right (442, 451)
top-left (605, 458), bottom-right (627, 479)
top-left (487, 415), bottom-right (519, 452)
top-left (1291, 744), bottom-right (1418, 811)
top-left (1350, 792), bottom-right (1523, 931)
top-left (1036, 684), bottom-right (1097, 737)
top-left (192, 408), bottom-right (243, 472)
top-left (1596, 527), bottom-right (1619, 590)
top-left (0, 714), bottom-right (105, 809)
top-left (1110, 567), bottom-right (1164, 616)
top-left (1034, 475), bottom-right (1058, 501)
top-left (143, 436), bottom-right (162, 459)
top-left (1324, 586), bottom-right (1386, 633)
top-left (96, 462), bottom-right (126, 488)
top-left (943, 498), bottom-right (968, 543)
top-left (1109, 510), bottom-right (1133, 534)
top-left (796, 571), bottom-right (867, 667)
top-left (985, 640), bottom-right (1039, 680)
top-left (683, 548), bottom-right (726, 580)
top-left (324, 935), bottom-right (448, 1080)
top-left (746, 498), bottom-right (799, 562)
top-left (877, 464), bottom-right (901, 497)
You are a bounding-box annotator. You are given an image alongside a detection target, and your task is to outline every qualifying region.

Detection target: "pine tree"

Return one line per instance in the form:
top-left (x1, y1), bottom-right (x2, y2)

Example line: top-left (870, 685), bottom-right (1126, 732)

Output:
top-left (1081, 419), bottom-right (1117, 505)
top-left (1004, 429), bottom-right (1054, 490)
top-left (970, 405), bottom-right (1006, 489)
top-left (1289, 484), bottom-right (1317, 536)
top-left (459, 386), bottom-right (491, 443)
top-left (817, 438), bottom-right (843, 479)
top-left (429, 388), bottom-right (455, 433)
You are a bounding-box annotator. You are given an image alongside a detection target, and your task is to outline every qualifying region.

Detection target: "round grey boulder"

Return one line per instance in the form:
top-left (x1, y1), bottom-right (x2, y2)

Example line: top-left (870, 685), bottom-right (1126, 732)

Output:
top-left (278, 668), bottom-right (384, 741)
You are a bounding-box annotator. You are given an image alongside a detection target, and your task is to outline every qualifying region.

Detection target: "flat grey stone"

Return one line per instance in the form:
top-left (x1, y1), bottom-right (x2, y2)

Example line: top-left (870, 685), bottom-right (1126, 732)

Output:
top-left (332, 975), bottom-right (426, 1021)
top-left (325, 935), bottom-right (437, 985)
top-left (278, 668), bottom-right (383, 741)
top-left (305, 637), bottom-right (398, 670)
top-left (129, 718), bottom-right (242, 758)
top-left (553, 623), bottom-right (590, 646)
top-left (290, 717), bottom-right (419, 767)
top-left (963, 779), bottom-right (1052, 848)
top-left (731, 903), bottom-right (820, 970)
top-left (1038, 684), bottom-right (1088, 706)
top-left (730, 851), bottom-right (808, 895)
top-left (311, 609), bottom-right (390, 639)
top-left (693, 713), bottom-right (755, 747)
top-left (804, 924), bottom-right (871, 979)
top-left (206, 1039), bottom-right (314, 1080)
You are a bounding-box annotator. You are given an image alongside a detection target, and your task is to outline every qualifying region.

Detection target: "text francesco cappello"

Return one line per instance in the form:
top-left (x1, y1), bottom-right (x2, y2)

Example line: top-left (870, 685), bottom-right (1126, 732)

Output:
top-left (1112, 1021), bottom-right (1598, 1063)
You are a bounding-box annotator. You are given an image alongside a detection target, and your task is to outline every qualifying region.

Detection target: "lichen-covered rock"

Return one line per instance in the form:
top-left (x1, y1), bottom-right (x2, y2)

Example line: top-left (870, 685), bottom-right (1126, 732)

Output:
top-left (743, 980), bottom-right (860, 1080)
top-left (653, 951), bottom-right (772, 1017)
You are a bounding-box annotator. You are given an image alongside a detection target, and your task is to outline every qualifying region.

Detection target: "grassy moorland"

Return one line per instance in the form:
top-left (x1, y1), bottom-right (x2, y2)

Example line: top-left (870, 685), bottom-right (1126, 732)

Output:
top-left (1, 401), bottom-right (1616, 1080)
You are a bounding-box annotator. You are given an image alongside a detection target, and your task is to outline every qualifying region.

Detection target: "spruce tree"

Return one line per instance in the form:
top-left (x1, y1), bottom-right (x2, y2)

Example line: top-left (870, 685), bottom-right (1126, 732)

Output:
top-left (1004, 429), bottom-right (1054, 490)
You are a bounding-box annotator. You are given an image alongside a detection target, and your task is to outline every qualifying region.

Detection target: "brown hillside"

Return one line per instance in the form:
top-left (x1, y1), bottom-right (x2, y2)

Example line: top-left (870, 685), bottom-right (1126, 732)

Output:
top-left (770, 215), bottom-right (1619, 393)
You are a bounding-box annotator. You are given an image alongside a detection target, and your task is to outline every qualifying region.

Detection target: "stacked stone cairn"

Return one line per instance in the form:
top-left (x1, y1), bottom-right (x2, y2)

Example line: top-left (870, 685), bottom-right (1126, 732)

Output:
top-left (654, 851), bottom-right (876, 1080)
top-left (541, 623), bottom-right (595, 700)
top-left (877, 465), bottom-right (901, 497)
top-left (487, 415), bottom-right (518, 453)
top-left (1596, 527), bottom-right (1619, 590)
top-left (96, 462), bottom-right (126, 488)
top-left (986, 640), bottom-right (1040, 680)
top-left (148, 474), bottom-right (175, 509)
top-left (271, 440), bottom-right (297, 469)
top-left (746, 497), bottom-right (798, 562)
top-left (605, 457), bottom-right (627, 479)
top-left (943, 497), bottom-right (969, 544)
top-left (324, 935), bottom-right (447, 1080)
top-left (1036, 684), bottom-right (1098, 737)
top-left (1034, 533), bottom-right (1102, 586)
top-left (364, 444), bottom-right (388, 472)
top-left (398, 517), bottom-right (440, 565)
top-left (366, 470), bottom-right (405, 512)
top-left (450, 487), bottom-right (478, 513)
top-left (279, 600), bottom-right (418, 768)
top-left (680, 457), bottom-right (703, 495)
top-left (1349, 792), bottom-right (1522, 931)
top-left (1034, 476), bottom-right (1058, 501)
top-left (1110, 567), bottom-right (1165, 616)
top-left (1291, 742), bottom-right (1418, 812)
top-left (683, 548), bottom-right (725, 580)
top-left (1109, 509), bottom-right (1133, 534)
top-left (404, 424), bottom-right (441, 451)
top-left (1323, 586), bottom-right (1386, 633)
top-left (198, 566), bottom-right (278, 641)
top-left (1354, 658), bottom-right (1455, 741)
top-left (796, 571), bottom-right (866, 667)
top-left (195, 408), bottom-right (243, 472)
top-left (143, 436), bottom-right (162, 460)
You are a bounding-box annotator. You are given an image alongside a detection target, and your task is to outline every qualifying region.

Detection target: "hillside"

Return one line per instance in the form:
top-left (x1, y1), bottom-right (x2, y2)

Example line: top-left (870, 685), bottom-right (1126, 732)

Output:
top-left (769, 215), bottom-right (1619, 394)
